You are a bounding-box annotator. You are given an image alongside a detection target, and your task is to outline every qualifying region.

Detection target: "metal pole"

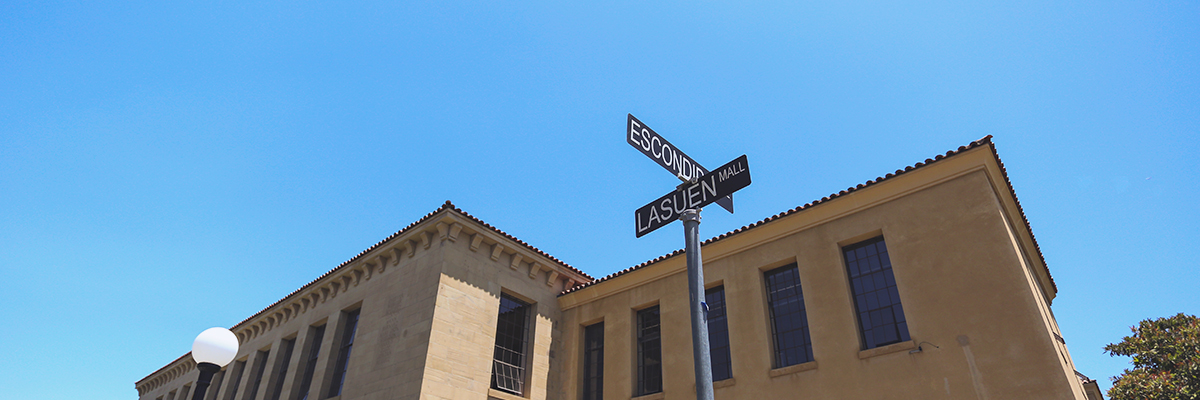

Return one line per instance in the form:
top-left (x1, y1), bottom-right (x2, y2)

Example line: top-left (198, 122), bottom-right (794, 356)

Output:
top-left (681, 209), bottom-right (714, 400)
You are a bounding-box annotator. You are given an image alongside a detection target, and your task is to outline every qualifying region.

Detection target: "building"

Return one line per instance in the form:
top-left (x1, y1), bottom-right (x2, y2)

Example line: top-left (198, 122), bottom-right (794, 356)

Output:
top-left (136, 136), bottom-right (1100, 400)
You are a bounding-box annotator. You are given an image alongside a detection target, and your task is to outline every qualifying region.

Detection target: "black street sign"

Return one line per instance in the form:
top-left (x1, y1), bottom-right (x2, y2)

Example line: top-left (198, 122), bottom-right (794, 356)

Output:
top-left (635, 155), bottom-right (751, 237)
top-left (628, 114), bottom-right (735, 213)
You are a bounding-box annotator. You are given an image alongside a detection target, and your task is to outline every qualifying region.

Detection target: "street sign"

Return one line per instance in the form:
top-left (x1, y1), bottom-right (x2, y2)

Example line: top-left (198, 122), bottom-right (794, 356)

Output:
top-left (635, 155), bottom-right (751, 237)
top-left (625, 115), bottom-right (749, 400)
top-left (628, 114), bottom-right (735, 213)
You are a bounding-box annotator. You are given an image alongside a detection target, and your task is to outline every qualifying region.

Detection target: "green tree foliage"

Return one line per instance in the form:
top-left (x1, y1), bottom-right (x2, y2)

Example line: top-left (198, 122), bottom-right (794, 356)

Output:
top-left (1105, 313), bottom-right (1200, 400)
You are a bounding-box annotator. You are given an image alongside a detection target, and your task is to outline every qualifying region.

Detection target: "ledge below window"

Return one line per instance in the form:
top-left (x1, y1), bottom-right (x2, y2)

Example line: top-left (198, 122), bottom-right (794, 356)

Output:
top-left (487, 388), bottom-right (526, 400)
top-left (632, 391), bottom-right (665, 400)
top-left (768, 361), bottom-right (818, 377)
top-left (858, 340), bottom-right (917, 359)
top-left (693, 378), bottom-right (736, 392)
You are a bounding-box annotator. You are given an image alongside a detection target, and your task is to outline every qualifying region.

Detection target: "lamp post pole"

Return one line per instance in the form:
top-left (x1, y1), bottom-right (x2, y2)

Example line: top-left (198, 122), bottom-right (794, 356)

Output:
top-left (681, 209), bottom-right (715, 400)
top-left (192, 363), bottom-right (221, 400)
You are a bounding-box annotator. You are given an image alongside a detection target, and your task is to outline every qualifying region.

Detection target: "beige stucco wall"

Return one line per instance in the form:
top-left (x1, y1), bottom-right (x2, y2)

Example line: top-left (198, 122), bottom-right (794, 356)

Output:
top-left (557, 149), bottom-right (1088, 400)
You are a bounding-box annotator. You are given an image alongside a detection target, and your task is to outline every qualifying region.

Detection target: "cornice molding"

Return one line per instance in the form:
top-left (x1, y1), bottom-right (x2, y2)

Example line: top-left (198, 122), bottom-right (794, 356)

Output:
top-left (137, 204), bottom-right (593, 395)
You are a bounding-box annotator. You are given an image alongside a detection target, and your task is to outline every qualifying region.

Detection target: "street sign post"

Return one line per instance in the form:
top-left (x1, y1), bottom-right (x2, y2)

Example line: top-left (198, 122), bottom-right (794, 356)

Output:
top-left (627, 114), bottom-right (752, 400)
top-left (635, 155), bottom-right (750, 237)
top-left (628, 114), bottom-right (735, 213)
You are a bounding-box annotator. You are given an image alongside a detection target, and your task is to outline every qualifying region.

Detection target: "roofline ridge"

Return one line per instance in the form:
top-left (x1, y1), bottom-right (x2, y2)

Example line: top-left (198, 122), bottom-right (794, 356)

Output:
top-left (561, 135), bottom-right (1041, 296)
top-left (138, 200), bottom-right (594, 385)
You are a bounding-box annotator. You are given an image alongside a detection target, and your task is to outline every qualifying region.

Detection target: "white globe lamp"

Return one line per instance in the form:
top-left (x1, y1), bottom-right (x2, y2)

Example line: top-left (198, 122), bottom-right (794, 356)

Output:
top-left (189, 327), bottom-right (239, 400)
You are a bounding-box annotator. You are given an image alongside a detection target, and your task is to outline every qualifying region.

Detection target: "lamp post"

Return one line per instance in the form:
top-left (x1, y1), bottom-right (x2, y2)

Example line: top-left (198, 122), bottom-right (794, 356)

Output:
top-left (190, 327), bottom-right (239, 400)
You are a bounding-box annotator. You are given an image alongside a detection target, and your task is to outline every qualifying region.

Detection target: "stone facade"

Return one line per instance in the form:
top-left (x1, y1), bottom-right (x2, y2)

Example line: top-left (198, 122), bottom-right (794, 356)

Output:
top-left (136, 137), bottom-right (1096, 400)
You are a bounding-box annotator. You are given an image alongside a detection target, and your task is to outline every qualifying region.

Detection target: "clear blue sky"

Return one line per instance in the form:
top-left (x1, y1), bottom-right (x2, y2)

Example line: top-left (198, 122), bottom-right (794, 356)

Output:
top-left (1, 1), bottom-right (1196, 398)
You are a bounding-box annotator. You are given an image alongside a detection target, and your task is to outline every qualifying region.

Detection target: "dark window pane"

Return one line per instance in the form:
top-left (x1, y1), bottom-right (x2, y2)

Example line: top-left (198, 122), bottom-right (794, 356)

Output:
top-left (877, 289), bottom-right (891, 306)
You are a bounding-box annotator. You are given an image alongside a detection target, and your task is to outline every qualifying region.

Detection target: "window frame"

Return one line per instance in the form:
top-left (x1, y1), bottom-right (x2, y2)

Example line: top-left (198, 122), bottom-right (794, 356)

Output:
top-left (843, 236), bottom-right (910, 350)
top-left (581, 322), bottom-right (604, 400)
top-left (326, 309), bottom-right (360, 398)
top-left (293, 324), bottom-right (326, 400)
top-left (246, 349), bottom-right (271, 400)
top-left (705, 286), bottom-right (733, 381)
top-left (222, 360), bottom-right (247, 400)
top-left (267, 338), bottom-right (296, 400)
top-left (635, 305), bottom-right (662, 396)
top-left (491, 293), bottom-right (533, 396)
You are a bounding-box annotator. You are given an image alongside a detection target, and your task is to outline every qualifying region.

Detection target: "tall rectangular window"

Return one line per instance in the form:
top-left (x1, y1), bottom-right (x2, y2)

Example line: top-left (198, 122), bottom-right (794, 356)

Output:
top-left (491, 293), bottom-right (531, 395)
top-left (635, 306), bottom-right (662, 396)
top-left (844, 236), bottom-right (910, 349)
top-left (293, 325), bottom-right (325, 400)
top-left (222, 360), bottom-right (246, 400)
top-left (223, 357), bottom-right (246, 398)
top-left (247, 349), bottom-right (271, 400)
top-left (705, 286), bottom-right (732, 381)
top-left (326, 307), bottom-right (357, 396)
top-left (268, 338), bottom-right (296, 400)
top-left (765, 264), bottom-right (814, 368)
top-left (328, 309), bottom-right (360, 398)
top-left (581, 322), bottom-right (604, 400)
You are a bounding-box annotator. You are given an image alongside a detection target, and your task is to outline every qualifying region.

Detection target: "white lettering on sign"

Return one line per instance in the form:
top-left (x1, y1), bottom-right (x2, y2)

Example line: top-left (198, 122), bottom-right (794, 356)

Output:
top-left (628, 116), bottom-right (704, 181)
top-left (635, 155), bottom-right (750, 237)
top-left (718, 159), bottom-right (746, 183)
